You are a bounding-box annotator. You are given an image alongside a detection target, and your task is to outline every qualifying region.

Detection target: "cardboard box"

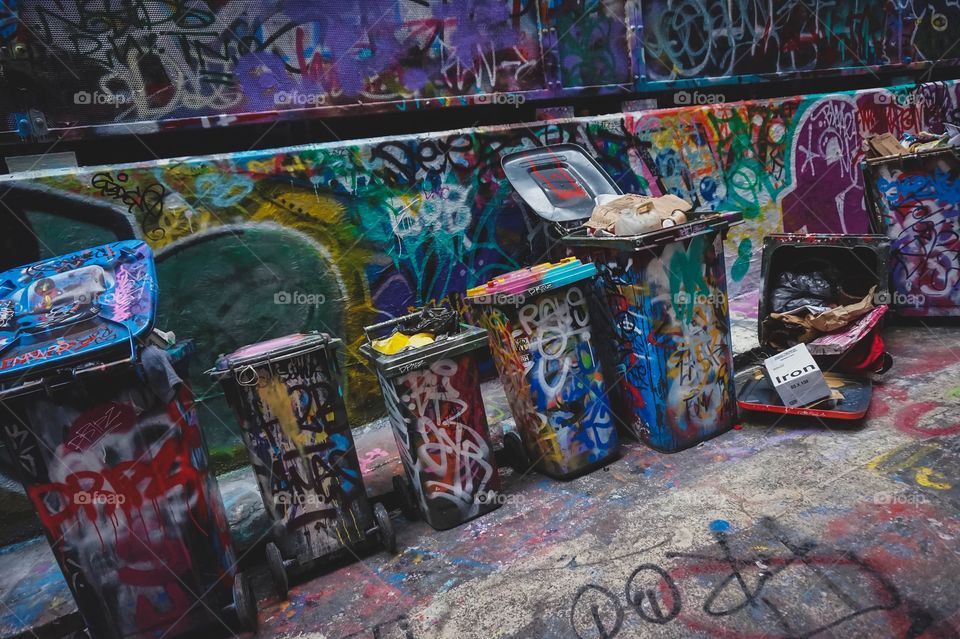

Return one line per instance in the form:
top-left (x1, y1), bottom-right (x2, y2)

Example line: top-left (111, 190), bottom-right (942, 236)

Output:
top-left (763, 344), bottom-right (832, 407)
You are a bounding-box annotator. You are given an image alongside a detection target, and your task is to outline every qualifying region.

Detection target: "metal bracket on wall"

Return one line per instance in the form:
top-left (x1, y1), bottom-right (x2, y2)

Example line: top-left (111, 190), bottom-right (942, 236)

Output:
top-left (12, 108), bottom-right (49, 142)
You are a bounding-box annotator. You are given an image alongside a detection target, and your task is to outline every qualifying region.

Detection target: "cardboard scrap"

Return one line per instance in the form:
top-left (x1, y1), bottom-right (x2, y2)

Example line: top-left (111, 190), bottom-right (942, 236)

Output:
top-left (587, 193), bottom-right (692, 234)
top-left (769, 287), bottom-right (876, 341)
top-left (863, 133), bottom-right (907, 158)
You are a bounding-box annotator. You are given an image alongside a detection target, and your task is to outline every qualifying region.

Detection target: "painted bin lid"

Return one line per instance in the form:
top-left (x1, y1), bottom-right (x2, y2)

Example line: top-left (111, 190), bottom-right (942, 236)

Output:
top-left (0, 240), bottom-right (158, 383)
top-left (466, 257), bottom-right (597, 304)
top-left (501, 143), bottom-right (622, 222)
top-left (212, 332), bottom-right (339, 373)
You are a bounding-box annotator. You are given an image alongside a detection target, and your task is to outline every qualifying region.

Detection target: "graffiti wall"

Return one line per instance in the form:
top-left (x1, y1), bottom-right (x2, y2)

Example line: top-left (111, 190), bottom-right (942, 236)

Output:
top-left (2, 0), bottom-right (959, 140)
top-left (0, 80), bottom-right (958, 450)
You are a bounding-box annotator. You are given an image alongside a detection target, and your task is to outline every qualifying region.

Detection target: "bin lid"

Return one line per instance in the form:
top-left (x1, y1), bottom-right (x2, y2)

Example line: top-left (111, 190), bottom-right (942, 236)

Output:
top-left (0, 240), bottom-right (157, 382)
top-left (501, 144), bottom-right (622, 222)
top-left (359, 323), bottom-right (488, 378)
top-left (213, 331), bottom-right (338, 372)
top-left (561, 211), bottom-right (743, 251)
top-left (466, 257), bottom-right (597, 303)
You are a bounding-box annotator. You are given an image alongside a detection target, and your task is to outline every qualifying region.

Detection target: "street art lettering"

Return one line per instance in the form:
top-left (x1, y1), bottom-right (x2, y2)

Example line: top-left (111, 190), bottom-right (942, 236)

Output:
top-left (570, 517), bottom-right (947, 638)
top-left (3, 383), bottom-right (236, 639)
top-left (482, 284), bottom-right (616, 477)
top-left (589, 233), bottom-right (736, 451)
top-left (91, 172), bottom-right (166, 239)
top-left (381, 356), bottom-right (498, 528)
top-left (236, 346), bottom-right (370, 556)
top-left (867, 151), bottom-right (960, 316)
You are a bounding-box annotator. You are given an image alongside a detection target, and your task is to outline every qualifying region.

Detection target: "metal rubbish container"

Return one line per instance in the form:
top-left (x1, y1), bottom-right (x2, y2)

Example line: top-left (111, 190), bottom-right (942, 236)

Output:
top-left (466, 257), bottom-right (619, 478)
top-left (0, 241), bottom-right (256, 638)
top-left (209, 332), bottom-right (395, 599)
top-left (360, 310), bottom-right (501, 531)
top-left (563, 215), bottom-right (743, 452)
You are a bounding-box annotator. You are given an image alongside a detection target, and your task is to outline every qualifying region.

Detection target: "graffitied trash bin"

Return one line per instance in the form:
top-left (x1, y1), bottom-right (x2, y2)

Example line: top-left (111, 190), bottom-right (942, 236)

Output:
top-left (0, 241), bottom-right (256, 638)
top-left (466, 257), bottom-right (619, 479)
top-left (360, 310), bottom-right (501, 531)
top-left (862, 148), bottom-right (960, 316)
top-left (209, 332), bottom-right (395, 599)
top-left (562, 215), bottom-right (743, 452)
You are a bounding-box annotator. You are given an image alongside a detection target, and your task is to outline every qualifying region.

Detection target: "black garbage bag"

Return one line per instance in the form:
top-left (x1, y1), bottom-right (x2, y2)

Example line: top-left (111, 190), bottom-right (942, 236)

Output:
top-left (399, 306), bottom-right (461, 337)
top-left (770, 268), bottom-right (836, 314)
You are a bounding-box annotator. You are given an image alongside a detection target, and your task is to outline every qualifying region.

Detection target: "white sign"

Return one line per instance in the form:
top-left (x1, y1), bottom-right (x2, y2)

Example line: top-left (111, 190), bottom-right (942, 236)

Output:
top-left (764, 344), bottom-right (832, 408)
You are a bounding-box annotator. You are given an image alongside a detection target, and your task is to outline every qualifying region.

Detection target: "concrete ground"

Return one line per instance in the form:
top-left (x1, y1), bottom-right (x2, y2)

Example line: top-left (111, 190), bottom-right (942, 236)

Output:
top-left (2, 314), bottom-right (959, 639)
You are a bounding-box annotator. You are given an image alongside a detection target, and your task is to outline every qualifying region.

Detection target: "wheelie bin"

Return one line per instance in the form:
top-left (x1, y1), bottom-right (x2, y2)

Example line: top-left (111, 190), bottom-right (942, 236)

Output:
top-left (502, 144), bottom-right (743, 452)
top-left (466, 257), bottom-right (619, 478)
top-left (209, 332), bottom-right (395, 599)
top-left (0, 241), bottom-right (256, 638)
top-left (360, 309), bottom-right (501, 530)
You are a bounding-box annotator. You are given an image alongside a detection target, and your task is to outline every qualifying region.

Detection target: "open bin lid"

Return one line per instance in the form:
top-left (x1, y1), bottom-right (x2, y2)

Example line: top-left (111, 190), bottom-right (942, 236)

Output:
top-left (466, 257), bottom-right (596, 302)
top-left (211, 332), bottom-right (339, 375)
top-left (561, 212), bottom-right (744, 251)
top-left (736, 366), bottom-right (872, 421)
top-left (501, 144), bottom-right (622, 222)
top-left (0, 240), bottom-right (157, 384)
top-left (359, 311), bottom-right (488, 379)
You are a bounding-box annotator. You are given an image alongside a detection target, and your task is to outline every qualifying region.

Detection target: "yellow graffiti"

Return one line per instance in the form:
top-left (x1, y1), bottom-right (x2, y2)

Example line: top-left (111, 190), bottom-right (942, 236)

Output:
top-left (258, 376), bottom-right (309, 456)
top-left (915, 467), bottom-right (952, 490)
top-left (866, 442), bottom-right (940, 473)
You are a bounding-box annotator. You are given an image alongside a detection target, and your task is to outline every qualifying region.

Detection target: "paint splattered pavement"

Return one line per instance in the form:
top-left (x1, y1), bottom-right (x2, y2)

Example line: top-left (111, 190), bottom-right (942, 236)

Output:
top-left (250, 324), bottom-right (960, 639)
top-left (1, 322), bottom-right (958, 639)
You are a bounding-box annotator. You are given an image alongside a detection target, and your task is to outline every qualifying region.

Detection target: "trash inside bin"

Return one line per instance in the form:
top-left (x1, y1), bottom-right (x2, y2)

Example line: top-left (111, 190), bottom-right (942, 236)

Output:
top-left (360, 310), bottom-right (501, 531)
top-left (209, 332), bottom-right (396, 599)
top-left (0, 241), bottom-right (256, 638)
top-left (466, 257), bottom-right (619, 479)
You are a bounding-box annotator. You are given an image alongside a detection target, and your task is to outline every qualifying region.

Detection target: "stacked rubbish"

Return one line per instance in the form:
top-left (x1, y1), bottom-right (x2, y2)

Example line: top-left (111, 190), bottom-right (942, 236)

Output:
top-left (360, 307), bottom-right (501, 530)
top-left (863, 123), bottom-right (960, 157)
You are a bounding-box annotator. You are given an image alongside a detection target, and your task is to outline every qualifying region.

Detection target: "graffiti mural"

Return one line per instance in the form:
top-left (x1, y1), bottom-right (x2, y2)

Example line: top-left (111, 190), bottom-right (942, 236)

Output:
top-left (379, 354), bottom-right (499, 530)
top-left (587, 230), bottom-right (737, 452)
top-left (3, 1), bottom-right (960, 140)
top-left (865, 149), bottom-right (960, 317)
top-left (1, 381), bottom-right (237, 639)
top-left (223, 341), bottom-right (373, 559)
top-left (0, 80), bottom-right (958, 448)
top-left (478, 283), bottom-right (617, 478)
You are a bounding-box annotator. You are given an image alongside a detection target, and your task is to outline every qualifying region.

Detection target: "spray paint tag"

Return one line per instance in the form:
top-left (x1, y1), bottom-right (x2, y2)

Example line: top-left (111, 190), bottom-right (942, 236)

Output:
top-left (763, 344), bottom-right (832, 408)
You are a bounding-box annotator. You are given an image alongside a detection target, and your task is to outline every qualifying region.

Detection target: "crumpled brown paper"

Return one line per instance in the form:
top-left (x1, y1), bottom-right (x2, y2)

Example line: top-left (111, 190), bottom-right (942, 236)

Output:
top-left (769, 287), bottom-right (876, 341)
top-left (586, 194), bottom-right (693, 234)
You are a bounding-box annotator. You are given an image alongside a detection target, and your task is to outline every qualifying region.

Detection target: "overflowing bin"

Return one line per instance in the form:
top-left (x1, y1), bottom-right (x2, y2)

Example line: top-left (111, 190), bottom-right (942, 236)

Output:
top-left (466, 257), bottom-right (619, 478)
top-left (0, 241), bottom-right (256, 638)
top-left (360, 309), bottom-right (501, 530)
top-left (209, 332), bottom-right (395, 599)
top-left (502, 144), bottom-right (743, 452)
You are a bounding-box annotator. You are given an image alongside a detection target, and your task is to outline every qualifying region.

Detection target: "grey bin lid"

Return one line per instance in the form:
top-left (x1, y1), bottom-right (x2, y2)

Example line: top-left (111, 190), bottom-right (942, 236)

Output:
top-left (208, 331), bottom-right (339, 376)
top-left (501, 143), bottom-right (622, 222)
top-left (562, 212), bottom-right (744, 251)
top-left (359, 324), bottom-right (489, 379)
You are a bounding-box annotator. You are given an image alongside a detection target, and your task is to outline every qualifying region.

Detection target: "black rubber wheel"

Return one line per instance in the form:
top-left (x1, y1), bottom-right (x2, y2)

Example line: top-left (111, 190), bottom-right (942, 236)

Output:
top-left (373, 502), bottom-right (397, 554)
top-left (265, 541), bottom-right (289, 599)
top-left (392, 474), bottom-right (420, 521)
top-left (504, 430), bottom-right (530, 474)
top-left (233, 571), bottom-right (258, 632)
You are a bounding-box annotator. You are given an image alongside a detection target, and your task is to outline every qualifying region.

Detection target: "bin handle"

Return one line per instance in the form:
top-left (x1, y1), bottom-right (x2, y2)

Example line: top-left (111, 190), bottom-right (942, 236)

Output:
top-left (363, 310), bottom-right (424, 343)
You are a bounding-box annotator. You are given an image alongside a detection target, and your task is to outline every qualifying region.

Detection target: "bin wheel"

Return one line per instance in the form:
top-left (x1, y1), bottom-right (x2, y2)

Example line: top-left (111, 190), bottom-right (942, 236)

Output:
top-left (265, 541), bottom-right (289, 599)
top-left (392, 475), bottom-right (420, 521)
top-left (504, 430), bottom-right (529, 474)
top-left (232, 571), bottom-right (258, 632)
top-left (373, 502), bottom-right (397, 554)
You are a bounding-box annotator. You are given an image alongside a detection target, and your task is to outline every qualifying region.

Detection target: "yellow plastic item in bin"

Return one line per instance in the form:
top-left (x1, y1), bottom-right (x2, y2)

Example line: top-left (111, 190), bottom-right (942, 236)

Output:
top-left (371, 331), bottom-right (436, 355)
